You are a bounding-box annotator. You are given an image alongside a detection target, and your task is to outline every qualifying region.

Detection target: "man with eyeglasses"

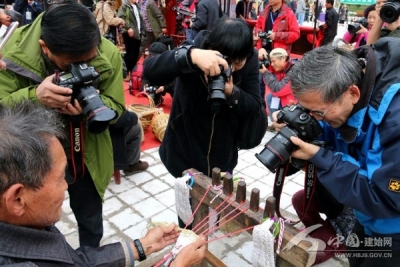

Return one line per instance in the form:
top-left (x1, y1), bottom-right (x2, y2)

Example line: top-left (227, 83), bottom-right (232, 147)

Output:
top-left (273, 41), bottom-right (400, 266)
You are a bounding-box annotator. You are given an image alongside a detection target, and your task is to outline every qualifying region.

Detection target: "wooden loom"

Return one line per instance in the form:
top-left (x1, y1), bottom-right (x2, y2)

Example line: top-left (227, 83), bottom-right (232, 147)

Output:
top-left (186, 168), bottom-right (318, 267)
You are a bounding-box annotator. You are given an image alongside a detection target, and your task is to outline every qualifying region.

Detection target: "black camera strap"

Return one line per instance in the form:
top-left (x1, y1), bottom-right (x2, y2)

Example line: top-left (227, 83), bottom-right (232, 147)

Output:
top-left (69, 115), bottom-right (85, 183)
top-left (273, 160), bottom-right (317, 224)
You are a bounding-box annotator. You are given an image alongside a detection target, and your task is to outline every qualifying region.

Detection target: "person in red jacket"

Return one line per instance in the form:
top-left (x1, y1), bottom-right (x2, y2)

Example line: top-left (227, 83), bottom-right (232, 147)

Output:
top-left (260, 48), bottom-right (297, 118)
top-left (254, 0), bottom-right (299, 107)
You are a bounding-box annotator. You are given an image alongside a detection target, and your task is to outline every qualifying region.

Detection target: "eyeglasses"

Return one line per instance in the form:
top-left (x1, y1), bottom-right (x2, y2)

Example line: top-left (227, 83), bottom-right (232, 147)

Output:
top-left (309, 96), bottom-right (341, 118)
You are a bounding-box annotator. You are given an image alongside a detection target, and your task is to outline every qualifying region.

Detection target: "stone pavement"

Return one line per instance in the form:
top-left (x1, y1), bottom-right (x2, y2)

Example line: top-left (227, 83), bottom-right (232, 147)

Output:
top-left (56, 130), bottom-right (349, 267)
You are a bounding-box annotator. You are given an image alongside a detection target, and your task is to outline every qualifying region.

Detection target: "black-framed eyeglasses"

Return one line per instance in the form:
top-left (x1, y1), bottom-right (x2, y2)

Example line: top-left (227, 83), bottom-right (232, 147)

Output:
top-left (309, 96), bottom-right (341, 118)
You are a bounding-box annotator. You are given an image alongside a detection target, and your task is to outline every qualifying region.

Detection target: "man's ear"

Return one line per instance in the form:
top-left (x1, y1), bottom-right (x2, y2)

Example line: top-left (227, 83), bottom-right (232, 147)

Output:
top-left (38, 39), bottom-right (49, 55)
top-left (348, 84), bottom-right (361, 104)
top-left (2, 184), bottom-right (26, 216)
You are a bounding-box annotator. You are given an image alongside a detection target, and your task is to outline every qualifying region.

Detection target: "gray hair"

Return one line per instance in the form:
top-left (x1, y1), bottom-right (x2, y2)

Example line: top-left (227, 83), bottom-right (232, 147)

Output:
top-left (0, 101), bottom-right (65, 195)
top-left (290, 44), bottom-right (363, 102)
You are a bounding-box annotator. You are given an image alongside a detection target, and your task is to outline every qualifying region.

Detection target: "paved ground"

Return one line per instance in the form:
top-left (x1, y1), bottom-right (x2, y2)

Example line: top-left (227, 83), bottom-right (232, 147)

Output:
top-left (57, 131), bottom-right (349, 267)
top-left (56, 21), bottom-right (350, 266)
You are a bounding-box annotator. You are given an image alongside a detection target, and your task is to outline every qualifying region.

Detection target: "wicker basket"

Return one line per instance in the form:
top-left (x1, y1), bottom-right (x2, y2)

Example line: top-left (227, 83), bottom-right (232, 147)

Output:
top-left (127, 92), bottom-right (158, 132)
top-left (151, 109), bottom-right (170, 142)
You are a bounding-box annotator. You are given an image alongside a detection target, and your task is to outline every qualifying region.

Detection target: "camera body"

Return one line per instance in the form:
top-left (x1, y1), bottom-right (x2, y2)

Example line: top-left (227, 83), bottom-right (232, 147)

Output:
top-left (54, 63), bottom-right (117, 134)
top-left (347, 17), bottom-right (369, 35)
top-left (259, 55), bottom-right (270, 69)
top-left (255, 104), bottom-right (323, 172)
top-left (144, 85), bottom-right (159, 100)
top-left (208, 64), bottom-right (232, 113)
top-left (381, 0), bottom-right (400, 23)
top-left (258, 31), bottom-right (272, 47)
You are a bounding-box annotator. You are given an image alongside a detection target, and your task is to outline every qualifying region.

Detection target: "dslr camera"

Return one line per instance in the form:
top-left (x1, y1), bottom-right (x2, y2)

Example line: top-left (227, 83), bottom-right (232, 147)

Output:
top-left (258, 31), bottom-right (272, 47)
top-left (255, 104), bottom-right (323, 172)
top-left (54, 63), bottom-right (117, 134)
top-left (380, 0), bottom-right (400, 23)
top-left (347, 17), bottom-right (368, 35)
top-left (208, 64), bottom-right (232, 113)
top-left (259, 55), bottom-right (270, 69)
top-left (144, 85), bottom-right (159, 100)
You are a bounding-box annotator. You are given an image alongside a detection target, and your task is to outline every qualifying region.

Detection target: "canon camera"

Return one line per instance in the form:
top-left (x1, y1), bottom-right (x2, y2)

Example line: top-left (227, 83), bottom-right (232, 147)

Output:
top-left (381, 0), bottom-right (400, 23)
top-left (54, 63), bottom-right (117, 134)
top-left (208, 64), bottom-right (232, 113)
top-left (255, 105), bottom-right (323, 172)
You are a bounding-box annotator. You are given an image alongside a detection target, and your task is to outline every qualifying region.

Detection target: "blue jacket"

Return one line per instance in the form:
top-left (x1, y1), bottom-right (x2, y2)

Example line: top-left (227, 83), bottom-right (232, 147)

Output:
top-left (309, 37), bottom-right (400, 236)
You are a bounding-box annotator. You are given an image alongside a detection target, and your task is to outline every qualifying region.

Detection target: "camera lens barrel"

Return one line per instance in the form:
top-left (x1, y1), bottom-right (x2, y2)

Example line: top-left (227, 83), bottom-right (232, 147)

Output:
top-left (255, 126), bottom-right (298, 173)
top-left (381, 2), bottom-right (400, 23)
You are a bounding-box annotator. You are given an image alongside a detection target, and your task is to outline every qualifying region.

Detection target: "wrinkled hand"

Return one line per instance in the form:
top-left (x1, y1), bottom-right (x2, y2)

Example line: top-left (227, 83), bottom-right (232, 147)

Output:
top-left (356, 24), bottom-right (368, 34)
top-left (128, 28), bottom-right (134, 38)
top-left (258, 48), bottom-right (268, 60)
top-left (290, 136), bottom-right (320, 160)
top-left (140, 223), bottom-right (180, 255)
top-left (190, 49), bottom-right (229, 77)
top-left (36, 75), bottom-right (73, 109)
top-left (171, 236), bottom-right (207, 267)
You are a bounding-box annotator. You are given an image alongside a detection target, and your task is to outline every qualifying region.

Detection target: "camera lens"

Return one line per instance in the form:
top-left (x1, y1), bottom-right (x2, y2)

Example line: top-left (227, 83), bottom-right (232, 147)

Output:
top-left (381, 2), bottom-right (400, 23)
top-left (76, 86), bottom-right (117, 134)
top-left (347, 23), bottom-right (361, 35)
top-left (255, 126), bottom-right (298, 172)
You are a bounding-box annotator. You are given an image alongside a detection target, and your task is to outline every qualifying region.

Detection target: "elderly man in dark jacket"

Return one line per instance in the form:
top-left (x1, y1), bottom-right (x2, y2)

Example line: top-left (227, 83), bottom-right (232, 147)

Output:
top-left (144, 18), bottom-right (267, 227)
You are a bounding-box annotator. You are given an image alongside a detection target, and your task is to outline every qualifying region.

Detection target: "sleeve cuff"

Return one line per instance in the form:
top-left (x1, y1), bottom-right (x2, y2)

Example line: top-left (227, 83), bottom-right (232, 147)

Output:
top-left (309, 147), bottom-right (333, 172)
top-left (227, 85), bottom-right (240, 108)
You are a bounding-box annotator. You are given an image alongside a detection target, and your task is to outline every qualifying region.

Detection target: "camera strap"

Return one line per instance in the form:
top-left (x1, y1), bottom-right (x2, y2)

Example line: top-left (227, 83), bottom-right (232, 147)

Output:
top-left (273, 161), bottom-right (317, 224)
top-left (69, 115), bottom-right (85, 183)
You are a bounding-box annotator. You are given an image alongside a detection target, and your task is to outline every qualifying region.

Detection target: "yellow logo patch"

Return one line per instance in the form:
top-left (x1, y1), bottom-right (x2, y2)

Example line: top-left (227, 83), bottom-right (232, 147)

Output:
top-left (388, 179), bottom-right (400, 192)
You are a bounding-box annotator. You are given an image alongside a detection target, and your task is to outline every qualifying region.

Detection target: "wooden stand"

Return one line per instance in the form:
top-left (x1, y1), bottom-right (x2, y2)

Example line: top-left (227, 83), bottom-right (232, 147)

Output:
top-left (186, 168), bottom-right (318, 267)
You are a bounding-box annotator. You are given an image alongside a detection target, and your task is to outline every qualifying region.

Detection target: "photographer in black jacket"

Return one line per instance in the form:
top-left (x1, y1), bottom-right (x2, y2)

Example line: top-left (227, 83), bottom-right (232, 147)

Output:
top-left (144, 18), bottom-right (266, 227)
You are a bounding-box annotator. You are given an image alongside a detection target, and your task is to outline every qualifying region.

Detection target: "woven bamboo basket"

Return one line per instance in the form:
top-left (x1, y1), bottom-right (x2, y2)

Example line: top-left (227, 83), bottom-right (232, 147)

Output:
top-left (151, 109), bottom-right (170, 142)
top-left (127, 92), bottom-right (158, 132)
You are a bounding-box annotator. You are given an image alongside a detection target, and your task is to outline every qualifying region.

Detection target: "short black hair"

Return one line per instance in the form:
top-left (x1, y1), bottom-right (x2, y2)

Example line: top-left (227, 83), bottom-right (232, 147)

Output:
top-left (41, 2), bottom-right (100, 58)
top-left (203, 18), bottom-right (254, 63)
top-left (326, 0), bottom-right (334, 5)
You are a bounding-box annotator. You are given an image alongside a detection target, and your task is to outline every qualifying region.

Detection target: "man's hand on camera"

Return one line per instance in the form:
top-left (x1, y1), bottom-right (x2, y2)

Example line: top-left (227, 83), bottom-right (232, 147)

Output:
top-left (290, 136), bottom-right (320, 160)
top-left (356, 24), bottom-right (368, 34)
top-left (259, 64), bottom-right (268, 74)
top-left (258, 48), bottom-right (268, 60)
top-left (155, 86), bottom-right (164, 94)
top-left (190, 49), bottom-right (229, 77)
top-left (267, 32), bottom-right (275, 40)
top-left (36, 75), bottom-right (73, 109)
top-left (224, 76), bottom-right (234, 97)
top-left (271, 110), bottom-right (285, 131)
top-left (57, 99), bottom-right (83, 116)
